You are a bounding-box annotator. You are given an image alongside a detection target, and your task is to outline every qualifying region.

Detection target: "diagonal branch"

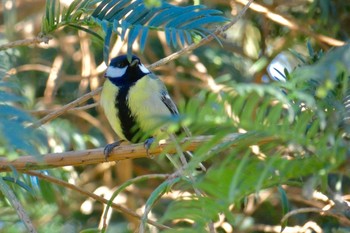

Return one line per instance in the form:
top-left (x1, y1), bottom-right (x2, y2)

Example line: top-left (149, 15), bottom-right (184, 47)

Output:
top-left (24, 170), bottom-right (170, 230)
top-left (235, 0), bottom-right (345, 47)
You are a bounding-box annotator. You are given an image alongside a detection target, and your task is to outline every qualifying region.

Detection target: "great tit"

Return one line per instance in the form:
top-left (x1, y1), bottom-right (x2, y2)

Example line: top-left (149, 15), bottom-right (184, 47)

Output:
top-left (100, 54), bottom-right (183, 156)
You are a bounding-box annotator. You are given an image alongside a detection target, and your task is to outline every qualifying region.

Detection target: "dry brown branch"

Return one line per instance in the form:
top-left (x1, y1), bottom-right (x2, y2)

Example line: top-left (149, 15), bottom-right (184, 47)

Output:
top-left (30, 0), bottom-right (254, 128)
top-left (281, 207), bottom-right (350, 227)
top-left (235, 0), bottom-right (345, 47)
top-left (24, 171), bottom-right (170, 230)
top-left (246, 222), bottom-right (322, 233)
top-left (30, 87), bottom-right (102, 128)
top-left (0, 134), bottom-right (252, 172)
top-left (0, 35), bottom-right (52, 51)
top-left (28, 103), bottom-right (99, 116)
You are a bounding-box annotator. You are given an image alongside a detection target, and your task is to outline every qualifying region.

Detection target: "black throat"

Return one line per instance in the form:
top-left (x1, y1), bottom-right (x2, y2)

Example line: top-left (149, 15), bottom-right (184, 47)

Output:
top-left (115, 85), bottom-right (142, 143)
top-left (109, 65), bottom-right (150, 142)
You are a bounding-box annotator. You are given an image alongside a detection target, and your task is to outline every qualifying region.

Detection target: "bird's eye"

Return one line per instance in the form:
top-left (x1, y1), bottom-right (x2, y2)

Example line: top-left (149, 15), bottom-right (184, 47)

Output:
top-left (115, 60), bottom-right (130, 68)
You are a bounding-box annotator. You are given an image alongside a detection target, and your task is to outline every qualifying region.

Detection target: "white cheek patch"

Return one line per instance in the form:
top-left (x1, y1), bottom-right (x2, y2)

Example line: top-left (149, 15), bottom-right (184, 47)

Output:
top-left (139, 63), bottom-right (150, 74)
top-left (106, 66), bottom-right (127, 78)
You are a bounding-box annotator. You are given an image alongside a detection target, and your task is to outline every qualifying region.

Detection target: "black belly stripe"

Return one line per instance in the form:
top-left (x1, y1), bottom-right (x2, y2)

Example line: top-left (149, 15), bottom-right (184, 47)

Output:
top-left (116, 86), bottom-right (141, 143)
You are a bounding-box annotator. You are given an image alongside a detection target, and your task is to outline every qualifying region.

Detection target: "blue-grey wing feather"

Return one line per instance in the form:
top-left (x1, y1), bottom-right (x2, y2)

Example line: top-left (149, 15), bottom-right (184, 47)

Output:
top-left (160, 90), bottom-right (179, 115)
top-left (160, 86), bottom-right (192, 137)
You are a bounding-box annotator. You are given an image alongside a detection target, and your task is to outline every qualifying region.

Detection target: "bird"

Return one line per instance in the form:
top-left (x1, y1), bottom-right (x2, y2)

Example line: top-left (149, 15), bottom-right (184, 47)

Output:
top-left (100, 54), bottom-right (187, 157)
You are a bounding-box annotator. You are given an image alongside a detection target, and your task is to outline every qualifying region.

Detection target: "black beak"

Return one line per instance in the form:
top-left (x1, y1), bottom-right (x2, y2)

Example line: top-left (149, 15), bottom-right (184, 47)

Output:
top-left (130, 59), bottom-right (139, 67)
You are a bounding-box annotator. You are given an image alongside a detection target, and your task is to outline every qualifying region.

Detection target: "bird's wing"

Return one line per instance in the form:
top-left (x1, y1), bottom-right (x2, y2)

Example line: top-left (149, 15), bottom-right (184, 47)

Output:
top-left (160, 90), bottom-right (179, 115)
top-left (160, 87), bottom-right (192, 137)
top-left (148, 73), bottom-right (192, 137)
top-left (146, 72), bottom-right (179, 115)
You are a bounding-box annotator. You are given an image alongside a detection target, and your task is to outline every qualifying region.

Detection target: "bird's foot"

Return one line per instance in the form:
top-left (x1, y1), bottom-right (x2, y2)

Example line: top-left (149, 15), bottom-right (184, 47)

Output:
top-left (144, 137), bottom-right (155, 159)
top-left (104, 140), bottom-right (123, 160)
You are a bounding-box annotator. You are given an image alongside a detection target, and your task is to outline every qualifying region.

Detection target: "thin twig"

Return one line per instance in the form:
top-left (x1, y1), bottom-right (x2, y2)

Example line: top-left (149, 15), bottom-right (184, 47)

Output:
top-left (281, 207), bottom-right (350, 226)
top-left (29, 103), bottom-right (99, 116)
top-left (24, 171), bottom-right (170, 230)
top-left (0, 36), bottom-right (52, 51)
top-left (30, 87), bottom-right (102, 128)
top-left (235, 0), bottom-right (345, 47)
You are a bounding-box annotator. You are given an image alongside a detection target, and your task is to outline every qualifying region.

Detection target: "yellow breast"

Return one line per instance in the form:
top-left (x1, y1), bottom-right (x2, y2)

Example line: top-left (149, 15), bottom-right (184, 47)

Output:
top-left (128, 75), bottom-right (173, 138)
top-left (100, 79), bottom-right (126, 140)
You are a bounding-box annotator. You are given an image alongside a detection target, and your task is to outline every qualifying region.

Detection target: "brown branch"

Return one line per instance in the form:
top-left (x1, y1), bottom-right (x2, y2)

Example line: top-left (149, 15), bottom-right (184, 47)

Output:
top-left (0, 134), bottom-right (277, 172)
top-left (31, 0), bottom-right (254, 128)
top-left (0, 134), bottom-right (248, 172)
top-left (30, 87), bottom-right (102, 128)
top-left (281, 207), bottom-right (350, 227)
top-left (24, 171), bottom-right (170, 230)
top-left (235, 0), bottom-right (345, 47)
top-left (28, 103), bottom-right (99, 116)
top-left (0, 35), bottom-right (52, 51)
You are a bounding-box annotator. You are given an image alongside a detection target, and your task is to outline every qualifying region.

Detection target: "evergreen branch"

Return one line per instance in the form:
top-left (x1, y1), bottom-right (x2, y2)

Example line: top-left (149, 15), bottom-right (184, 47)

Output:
top-left (0, 134), bottom-right (277, 172)
top-left (0, 177), bottom-right (37, 233)
top-left (92, 0), bottom-right (230, 55)
top-left (101, 174), bottom-right (170, 232)
top-left (24, 170), bottom-right (170, 231)
top-left (149, 0), bottom-right (253, 69)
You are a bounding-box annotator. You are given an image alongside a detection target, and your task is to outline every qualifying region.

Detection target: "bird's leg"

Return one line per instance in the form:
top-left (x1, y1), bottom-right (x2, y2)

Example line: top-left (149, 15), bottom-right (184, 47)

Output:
top-left (144, 137), bottom-right (155, 158)
top-left (104, 140), bottom-right (124, 160)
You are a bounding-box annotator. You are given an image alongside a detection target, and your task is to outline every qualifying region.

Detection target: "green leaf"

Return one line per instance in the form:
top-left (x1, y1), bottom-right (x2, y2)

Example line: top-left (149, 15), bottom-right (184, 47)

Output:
top-left (39, 179), bottom-right (56, 203)
top-left (68, 23), bottom-right (104, 41)
top-left (102, 174), bottom-right (168, 232)
top-left (278, 186), bottom-right (290, 230)
top-left (2, 176), bottom-right (35, 195)
top-left (141, 177), bottom-right (181, 226)
top-left (228, 152), bottom-right (250, 202)
top-left (161, 197), bottom-right (222, 230)
top-left (80, 228), bottom-right (101, 233)
top-left (42, 0), bottom-right (97, 34)
top-left (0, 176), bottom-right (35, 232)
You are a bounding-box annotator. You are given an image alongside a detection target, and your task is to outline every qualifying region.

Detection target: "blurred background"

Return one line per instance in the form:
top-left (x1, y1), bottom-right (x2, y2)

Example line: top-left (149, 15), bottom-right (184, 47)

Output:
top-left (0, 0), bottom-right (349, 232)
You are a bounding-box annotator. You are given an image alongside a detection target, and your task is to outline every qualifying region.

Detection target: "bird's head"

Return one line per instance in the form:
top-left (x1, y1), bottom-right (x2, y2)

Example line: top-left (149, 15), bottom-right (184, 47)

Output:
top-left (104, 54), bottom-right (150, 86)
